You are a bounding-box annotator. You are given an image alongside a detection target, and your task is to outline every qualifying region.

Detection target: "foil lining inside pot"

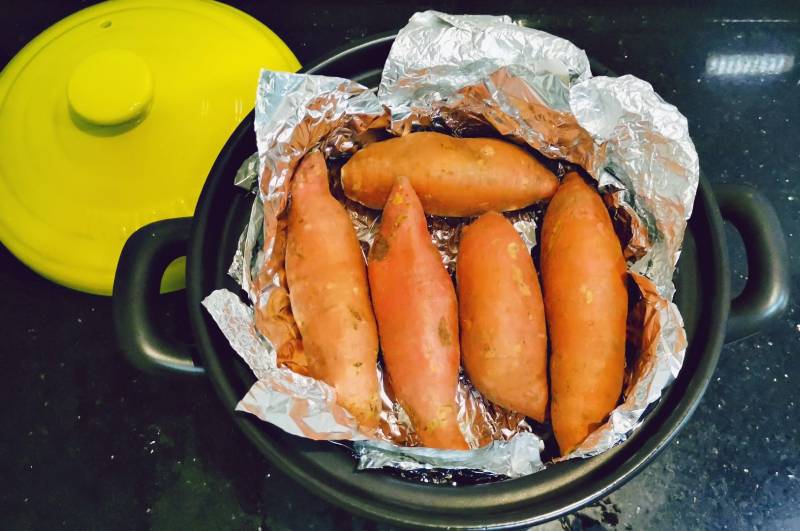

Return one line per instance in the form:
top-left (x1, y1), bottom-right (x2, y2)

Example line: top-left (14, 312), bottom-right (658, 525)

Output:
top-left (202, 10), bottom-right (698, 479)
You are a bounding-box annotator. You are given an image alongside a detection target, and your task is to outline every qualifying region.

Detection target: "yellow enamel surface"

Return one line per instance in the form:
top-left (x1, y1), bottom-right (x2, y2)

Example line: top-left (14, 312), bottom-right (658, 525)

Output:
top-left (67, 49), bottom-right (154, 126)
top-left (0, 0), bottom-right (300, 294)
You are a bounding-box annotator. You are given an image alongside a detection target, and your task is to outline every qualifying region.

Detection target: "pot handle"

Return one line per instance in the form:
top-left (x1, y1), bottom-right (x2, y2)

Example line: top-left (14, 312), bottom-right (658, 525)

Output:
top-left (113, 217), bottom-right (205, 376)
top-left (714, 183), bottom-right (790, 343)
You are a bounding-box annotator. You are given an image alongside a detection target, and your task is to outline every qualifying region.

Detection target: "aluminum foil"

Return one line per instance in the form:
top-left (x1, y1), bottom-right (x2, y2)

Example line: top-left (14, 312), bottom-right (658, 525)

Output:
top-left (203, 289), bottom-right (366, 440)
top-left (202, 10), bottom-right (698, 478)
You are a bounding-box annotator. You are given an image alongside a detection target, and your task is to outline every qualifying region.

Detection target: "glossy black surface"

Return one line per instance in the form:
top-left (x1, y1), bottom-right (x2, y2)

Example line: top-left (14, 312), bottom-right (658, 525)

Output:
top-left (2, 2), bottom-right (798, 529)
top-left (113, 217), bottom-right (202, 376)
top-left (176, 33), bottom-right (734, 529)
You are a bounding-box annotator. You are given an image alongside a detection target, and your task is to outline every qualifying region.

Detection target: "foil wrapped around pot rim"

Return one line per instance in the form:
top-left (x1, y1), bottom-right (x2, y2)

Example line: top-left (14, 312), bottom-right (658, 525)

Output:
top-left (202, 10), bottom-right (697, 479)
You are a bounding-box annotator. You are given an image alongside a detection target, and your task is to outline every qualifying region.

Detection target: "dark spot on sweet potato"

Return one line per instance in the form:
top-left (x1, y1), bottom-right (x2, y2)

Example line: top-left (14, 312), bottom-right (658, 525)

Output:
top-left (438, 317), bottom-right (451, 346)
top-left (370, 234), bottom-right (390, 261)
top-left (349, 307), bottom-right (362, 329)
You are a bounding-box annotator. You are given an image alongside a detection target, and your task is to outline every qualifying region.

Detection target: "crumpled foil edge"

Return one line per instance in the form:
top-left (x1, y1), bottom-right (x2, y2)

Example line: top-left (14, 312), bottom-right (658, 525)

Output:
top-left (203, 10), bottom-right (699, 479)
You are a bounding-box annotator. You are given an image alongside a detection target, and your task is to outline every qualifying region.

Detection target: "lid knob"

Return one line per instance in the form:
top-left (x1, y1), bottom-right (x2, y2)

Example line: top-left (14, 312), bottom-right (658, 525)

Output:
top-left (67, 49), bottom-right (153, 127)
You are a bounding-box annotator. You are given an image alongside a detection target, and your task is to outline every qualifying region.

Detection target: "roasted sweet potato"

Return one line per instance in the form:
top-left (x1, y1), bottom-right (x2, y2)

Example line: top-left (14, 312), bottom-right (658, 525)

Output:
top-left (341, 132), bottom-right (558, 217)
top-left (285, 151), bottom-right (381, 431)
top-left (540, 171), bottom-right (628, 455)
top-left (457, 211), bottom-right (548, 422)
top-left (367, 177), bottom-right (468, 450)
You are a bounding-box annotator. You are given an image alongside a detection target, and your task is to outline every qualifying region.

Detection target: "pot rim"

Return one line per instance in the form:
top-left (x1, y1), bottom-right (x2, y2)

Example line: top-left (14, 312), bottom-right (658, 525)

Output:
top-left (185, 32), bottom-right (728, 529)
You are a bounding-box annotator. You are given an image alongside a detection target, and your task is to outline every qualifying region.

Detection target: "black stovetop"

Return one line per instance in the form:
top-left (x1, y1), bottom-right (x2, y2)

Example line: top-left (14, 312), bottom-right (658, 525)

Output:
top-left (2, 2), bottom-right (798, 529)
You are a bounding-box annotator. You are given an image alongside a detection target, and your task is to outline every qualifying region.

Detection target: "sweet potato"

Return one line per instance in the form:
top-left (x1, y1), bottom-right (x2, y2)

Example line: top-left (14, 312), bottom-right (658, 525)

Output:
top-left (255, 287), bottom-right (309, 377)
top-left (540, 171), bottom-right (628, 455)
top-left (367, 177), bottom-right (468, 450)
top-left (341, 132), bottom-right (558, 217)
top-left (285, 151), bottom-right (381, 431)
top-left (456, 211), bottom-right (548, 422)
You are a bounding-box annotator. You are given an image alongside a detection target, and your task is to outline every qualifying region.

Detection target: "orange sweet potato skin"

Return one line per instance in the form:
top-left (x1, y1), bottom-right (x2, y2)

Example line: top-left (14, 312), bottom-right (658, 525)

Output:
top-left (285, 151), bottom-right (381, 431)
top-left (367, 177), bottom-right (468, 450)
top-left (341, 132), bottom-right (559, 217)
top-left (540, 172), bottom-right (628, 455)
top-left (457, 211), bottom-right (548, 422)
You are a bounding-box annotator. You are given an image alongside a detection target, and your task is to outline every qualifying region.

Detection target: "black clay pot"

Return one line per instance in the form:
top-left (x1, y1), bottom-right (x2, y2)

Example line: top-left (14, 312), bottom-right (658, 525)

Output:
top-left (112, 33), bottom-right (790, 529)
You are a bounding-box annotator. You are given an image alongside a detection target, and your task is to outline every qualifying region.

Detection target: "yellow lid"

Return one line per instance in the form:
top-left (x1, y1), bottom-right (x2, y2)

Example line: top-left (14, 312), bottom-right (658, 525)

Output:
top-left (67, 49), bottom-right (154, 126)
top-left (0, 0), bottom-right (300, 295)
